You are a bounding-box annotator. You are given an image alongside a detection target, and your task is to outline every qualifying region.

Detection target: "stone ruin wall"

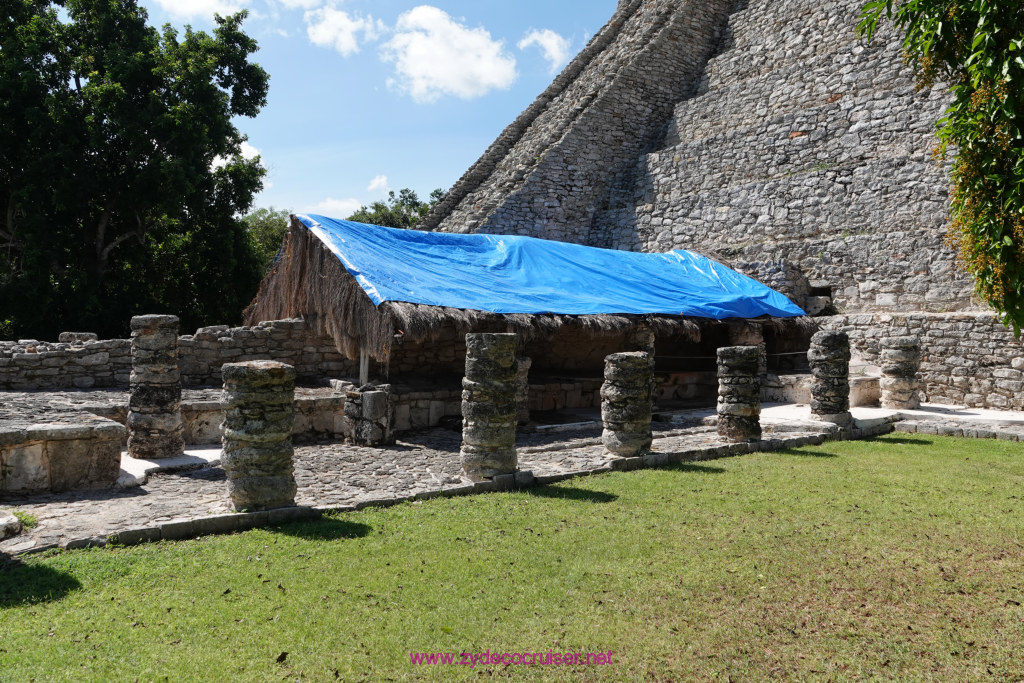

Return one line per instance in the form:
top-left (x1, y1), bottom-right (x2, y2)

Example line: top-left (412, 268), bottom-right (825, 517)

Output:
top-left (0, 319), bottom-right (355, 390)
top-left (825, 313), bottom-right (1024, 411)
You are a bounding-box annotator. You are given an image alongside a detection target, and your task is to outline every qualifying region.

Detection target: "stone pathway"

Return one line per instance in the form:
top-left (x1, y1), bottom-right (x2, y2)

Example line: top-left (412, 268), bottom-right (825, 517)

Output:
top-left (2, 401), bottom-right (1022, 556)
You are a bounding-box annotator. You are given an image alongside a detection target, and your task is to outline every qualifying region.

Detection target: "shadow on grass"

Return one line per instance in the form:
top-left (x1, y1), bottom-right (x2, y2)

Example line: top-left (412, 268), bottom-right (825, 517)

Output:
top-left (273, 519), bottom-right (372, 541)
top-left (867, 435), bottom-right (935, 446)
top-left (0, 557), bottom-right (81, 608)
top-left (527, 486), bottom-right (618, 503)
top-left (668, 462), bottom-right (727, 474)
top-left (776, 447), bottom-right (837, 458)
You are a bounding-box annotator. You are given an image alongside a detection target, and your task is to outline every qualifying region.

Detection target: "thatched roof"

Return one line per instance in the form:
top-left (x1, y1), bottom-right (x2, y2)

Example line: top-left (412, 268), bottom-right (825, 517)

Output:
top-left (243, 217), bottom-right (815, 362)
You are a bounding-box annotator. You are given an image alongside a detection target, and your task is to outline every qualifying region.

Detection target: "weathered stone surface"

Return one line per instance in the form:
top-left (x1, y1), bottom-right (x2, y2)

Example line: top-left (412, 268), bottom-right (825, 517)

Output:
top-left (717, 346), bottom-right (761, 442)
top-left (128, 315), bottom-right (184, 460)
top-left (808, 330), bottom-right (852, 429)
top-left (343, 385), bottom-right (395, 446)
top-left (461, 333), bottom-right (518, 481)
top-left (515, 357), bottom-right (532, 425)
top-left (0, 411), bottom-right (123, 493)
top-left (601, 351), bottom-right (653, 457)
top-left (58, 332), bottom-right (99, 344)
top-left (880, 336), bottom-right (923, 409)
top-left (221, 360), bottom-right (297, 511)
top-left (0, 510), bottom-right (22, 539)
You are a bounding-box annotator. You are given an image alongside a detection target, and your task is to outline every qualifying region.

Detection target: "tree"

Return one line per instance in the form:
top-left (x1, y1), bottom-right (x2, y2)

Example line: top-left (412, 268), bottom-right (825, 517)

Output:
top-left (347, 188), bottom-right (447, 229)
top-left (243, 206), bottom-right (291, 274)
top-left (0, 0), bottom-right (269, 339)
top-left (859, 1), bottom-right (1024, 332)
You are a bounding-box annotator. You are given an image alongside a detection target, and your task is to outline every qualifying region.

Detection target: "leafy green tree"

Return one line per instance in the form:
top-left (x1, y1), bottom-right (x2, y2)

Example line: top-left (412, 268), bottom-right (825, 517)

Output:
top-left (243, 207), bottom-right (292, 274)
top-left (347, 188), bottom-right (447, 229)
top-left (859, 1), bottom-right (1024, 332)
top-left (0, 0), bottom-right (269, 338)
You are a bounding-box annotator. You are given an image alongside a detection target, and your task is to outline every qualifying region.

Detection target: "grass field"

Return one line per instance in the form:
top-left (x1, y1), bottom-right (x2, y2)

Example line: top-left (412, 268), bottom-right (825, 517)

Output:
top-left (1, 433), bottom-right (1023, 682)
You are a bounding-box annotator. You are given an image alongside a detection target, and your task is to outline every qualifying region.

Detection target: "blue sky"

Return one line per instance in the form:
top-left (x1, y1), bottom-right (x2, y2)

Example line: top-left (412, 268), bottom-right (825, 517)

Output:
top-left (137, 0), bottom-right (618, 217)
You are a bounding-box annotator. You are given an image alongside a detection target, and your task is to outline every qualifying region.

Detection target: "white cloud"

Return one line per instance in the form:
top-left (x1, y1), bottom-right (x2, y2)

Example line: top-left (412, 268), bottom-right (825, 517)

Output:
top-left (367, 175), bottom-right (389, 193)
top-left (277, 0), bottom-right (321, 8)
top-left (518, 29), bottom-right (571, 73)
top-left (381, 6), bottom-right (517, 103)
top-left (305, 6), bottom-right (383, 56)
top-left (150, 0), bottom-right (250, 20)
top-left (211, 140), bottom-right (261, 170)
top-left (311, 197), bottom-right (363, 218)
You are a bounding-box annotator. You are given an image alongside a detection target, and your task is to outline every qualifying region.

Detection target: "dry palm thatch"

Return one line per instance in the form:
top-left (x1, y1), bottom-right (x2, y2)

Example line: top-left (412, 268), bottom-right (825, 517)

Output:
top-left (243, 217), bottom-right (814, 362)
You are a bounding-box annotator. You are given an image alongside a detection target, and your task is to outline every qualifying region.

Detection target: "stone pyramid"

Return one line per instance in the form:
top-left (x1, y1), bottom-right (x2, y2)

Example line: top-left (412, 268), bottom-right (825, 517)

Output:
top-left (420, 0), bottom-right (967, 317)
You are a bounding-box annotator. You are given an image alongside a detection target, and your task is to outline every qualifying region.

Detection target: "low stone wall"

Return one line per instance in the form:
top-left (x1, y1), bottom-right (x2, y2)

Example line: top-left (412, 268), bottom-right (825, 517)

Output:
top-left (0, 338), bottom-right (131, 390)
top-left (0, 319), bottom-right (356, 390)
top-left (823, 312), bottom-right (1024, 410)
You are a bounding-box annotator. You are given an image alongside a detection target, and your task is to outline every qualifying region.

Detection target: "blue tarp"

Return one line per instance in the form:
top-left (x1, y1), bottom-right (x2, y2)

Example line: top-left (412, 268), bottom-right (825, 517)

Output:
top-left (295, 214), bottom-right (805, 319)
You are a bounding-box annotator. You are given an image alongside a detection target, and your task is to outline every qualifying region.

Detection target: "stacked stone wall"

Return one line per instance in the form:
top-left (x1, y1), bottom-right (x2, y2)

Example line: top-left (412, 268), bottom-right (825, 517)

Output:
top-left (0, 319), bottom-right (355, 390)
top-left (823, 313), bottom-right (1024, 410)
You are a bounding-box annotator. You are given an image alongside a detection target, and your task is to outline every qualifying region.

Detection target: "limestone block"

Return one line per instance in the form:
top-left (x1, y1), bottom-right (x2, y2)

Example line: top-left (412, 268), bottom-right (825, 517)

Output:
top-left (0, 443), bottom-right (48, 492)
top-left (0, 510), bottom-right (22, 539)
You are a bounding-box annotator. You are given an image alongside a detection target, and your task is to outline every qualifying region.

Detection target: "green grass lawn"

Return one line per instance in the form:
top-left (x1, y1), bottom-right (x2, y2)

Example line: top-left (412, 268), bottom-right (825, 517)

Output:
top-left (1, 433), bottom-right (1023, 682)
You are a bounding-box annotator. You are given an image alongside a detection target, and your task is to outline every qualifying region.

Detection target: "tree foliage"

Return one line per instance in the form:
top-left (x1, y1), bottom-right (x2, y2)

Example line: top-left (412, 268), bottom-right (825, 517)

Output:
top-left (347, 188), bottom-right (447, 229)
top-left (243, 206), bottom-right (291, 274)
top-left (0, 0), bottom-right (269, 339)
top-left (859, 1), bottom-right (1024, 332)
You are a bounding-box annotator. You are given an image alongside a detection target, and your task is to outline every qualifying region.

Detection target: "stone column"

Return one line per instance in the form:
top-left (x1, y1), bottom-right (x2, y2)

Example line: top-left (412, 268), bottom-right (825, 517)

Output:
top-left (808, 330), bottom-right (853, 429)
top-left (515, 357), bottom-right (532, 425)
top-left (461, 333), bottom-right (517, 481)
top-left (880, 336), bottom-right (923, 409)
top-left (221, 360), bottom-right (297, 511)
top-left (728, 321), bottom-right (766, 376)
top-left (344, 385), bottom-right (395, 446)
top-left (127, 314), bottom-right (184, 459)
top-left (601, 351), bottom-right (653, 457)
top-left (717, 345), bottom-right (762, 442)
top-left (627, 323), bottom-right (657, 408)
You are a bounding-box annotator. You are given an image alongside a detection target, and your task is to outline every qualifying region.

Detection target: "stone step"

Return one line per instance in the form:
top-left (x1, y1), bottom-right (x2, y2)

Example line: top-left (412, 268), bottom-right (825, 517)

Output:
top-left (702, 0), bottom-right (879, 92)
top-left (642, 83), bottom-right (948, 197)
top-left (666, 37), bottom-right (916, 146)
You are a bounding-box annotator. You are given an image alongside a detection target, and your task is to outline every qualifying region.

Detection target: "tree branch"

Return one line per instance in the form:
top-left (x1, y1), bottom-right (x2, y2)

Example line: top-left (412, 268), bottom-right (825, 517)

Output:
top-left (99, 229), bottom-right (143, 263)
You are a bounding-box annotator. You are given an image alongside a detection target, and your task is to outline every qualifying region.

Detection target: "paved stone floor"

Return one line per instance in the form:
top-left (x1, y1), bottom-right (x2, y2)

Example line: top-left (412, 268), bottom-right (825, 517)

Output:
top-left (0, 420), bottom-right (821, 554)
top-left (3, 402), bottom-right (1023, 556)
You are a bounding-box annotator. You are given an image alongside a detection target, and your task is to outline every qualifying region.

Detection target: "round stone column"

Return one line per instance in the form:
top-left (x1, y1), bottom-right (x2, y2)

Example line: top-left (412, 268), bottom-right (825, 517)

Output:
top-left (127, 314), bottom-right (184, 459)
top-left (880, 336), bottom-right (923, 409)
top-left (601, 351), bottom-right (653, 457)
top-left (717, 345), bottom-right (762, 442)
top-left (221, 360), bottom-right (298, 511)
top-left (808, 330), bottom-right (853, 429)
top-left (461, 333), bottom-right (518, 481)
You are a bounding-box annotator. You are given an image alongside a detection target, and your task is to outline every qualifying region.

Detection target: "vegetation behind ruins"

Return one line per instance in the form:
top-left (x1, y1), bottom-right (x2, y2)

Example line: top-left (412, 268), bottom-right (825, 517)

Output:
top-left (860, 0), bottom-right (1024, 333)
top-left (2, 434), bottom-right (1022, 681)
top-left (0, 0), bottom-right (269, 340)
